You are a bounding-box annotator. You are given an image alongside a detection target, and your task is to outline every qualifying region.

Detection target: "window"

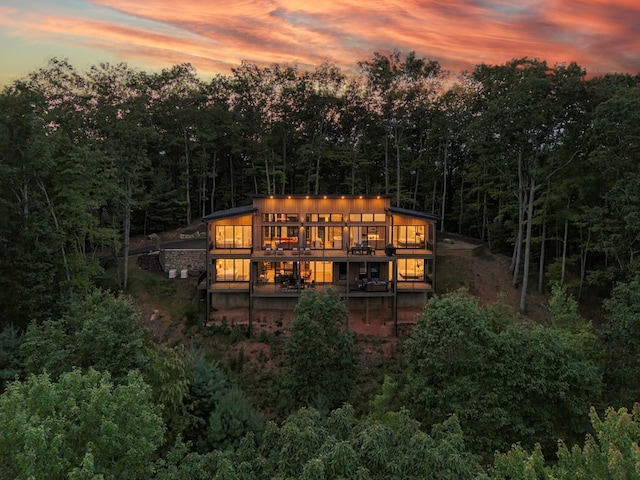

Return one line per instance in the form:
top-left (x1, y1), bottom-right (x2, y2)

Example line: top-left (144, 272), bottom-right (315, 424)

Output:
top-left (215, 225), bottom-right (252, 248)
top-left (215, 258), bottom-right (250, 281)
top-left (262, 213), bottom-right (299, 222)
top-left (305, 213), bottom-right (343, 222)
top-left (348, 226), bottom-right (385, 248)
top-left (397, 258), bottom-right (425, 281)
top-left (308, 226), bottom-right (342, 249)
top-left (338, 262), bottom-right (347, 280)
top-left (262, 226), bottom-right (299, 249)
top-left (349, 213), bottom-right (386, 222)
top-left (393, 225), bottom-right (425, 249)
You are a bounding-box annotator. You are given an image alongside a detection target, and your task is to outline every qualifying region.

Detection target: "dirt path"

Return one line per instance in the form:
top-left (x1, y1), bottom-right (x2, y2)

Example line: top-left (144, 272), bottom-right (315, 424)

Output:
top-left (440, 245), bottom-right (550, 325)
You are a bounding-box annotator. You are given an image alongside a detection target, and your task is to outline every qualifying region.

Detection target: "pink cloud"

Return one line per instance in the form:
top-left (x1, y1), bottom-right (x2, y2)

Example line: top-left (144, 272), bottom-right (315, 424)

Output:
top-left (1, 0), bottom-right (638, 81)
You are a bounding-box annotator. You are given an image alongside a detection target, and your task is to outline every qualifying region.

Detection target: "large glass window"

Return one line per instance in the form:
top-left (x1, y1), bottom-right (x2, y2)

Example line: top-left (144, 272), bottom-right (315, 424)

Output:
top-left (215, 258), bottom-right (250, 281)
top-left (349, 213), bottom-right (385, 222)
top-left (393, 225), bottom-right (425, 248)
top-left (305, 213), bottom-right (343, 222)
top-left (308, 226), bottom-right (342, 249)
top-left (348, 226), bottom-right (385, 249)
top-left (215, 225), bottom-right (252, 248)
top-left (397, 258), bottom-right (425, 281)
top-left (261, 226), bottom-right (299, 249)
top-left (262, 213), bottom-right (299, 222)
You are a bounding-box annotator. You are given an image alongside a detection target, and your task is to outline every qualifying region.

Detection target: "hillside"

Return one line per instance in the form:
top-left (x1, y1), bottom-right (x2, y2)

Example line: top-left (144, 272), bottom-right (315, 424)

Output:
top-left (129, 227), bottom-right (552, 346)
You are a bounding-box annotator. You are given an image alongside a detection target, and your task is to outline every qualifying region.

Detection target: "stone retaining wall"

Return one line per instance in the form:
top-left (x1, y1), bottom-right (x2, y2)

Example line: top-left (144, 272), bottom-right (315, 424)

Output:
top-left (159, 249), bottom-right (206, 274)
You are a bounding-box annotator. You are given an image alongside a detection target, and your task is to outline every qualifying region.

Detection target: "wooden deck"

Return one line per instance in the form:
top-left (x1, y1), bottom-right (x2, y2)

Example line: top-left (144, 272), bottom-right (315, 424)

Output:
top-left (210, 246), bottom-right (434, 260)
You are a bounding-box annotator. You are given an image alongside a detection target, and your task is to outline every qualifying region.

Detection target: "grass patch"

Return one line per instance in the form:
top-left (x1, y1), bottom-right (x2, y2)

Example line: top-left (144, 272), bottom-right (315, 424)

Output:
top-left (436, 256), bottom-right (475, 293)
top-left (108, 259), bottom-right (201, 322)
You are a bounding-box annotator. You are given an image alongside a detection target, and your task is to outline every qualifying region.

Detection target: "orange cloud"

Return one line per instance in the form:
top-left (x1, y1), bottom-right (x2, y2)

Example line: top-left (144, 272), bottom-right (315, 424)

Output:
top-left (1, 0), bottom-right (638, 83)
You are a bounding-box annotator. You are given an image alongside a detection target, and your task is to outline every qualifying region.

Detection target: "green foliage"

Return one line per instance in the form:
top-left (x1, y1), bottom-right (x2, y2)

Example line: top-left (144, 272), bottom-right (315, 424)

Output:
top-left (489, 444), bottom-right (548, 480)
top-left (20, 289), bottom-right (149, 381)
top-left (187, 347), bottom-right (226, 421)
top-left (548, 283), bottom-right (593, 335)
top-left (0, 368), bottom-right (165, 480)
top-left (553, 406), bottom-right (640, 479)
top-left (599, 276), bottom-right (640, 408)
top-left (207, 388), bottom-right (264, 452)
top-left (489, 406), bottom-right (640, 479)
top-left (281, 288), bottom-right (359, 410)
top-left (0, 325), bottom-right (22, 392)
top-left (265, 405), bottom-right (483, 479)
top-left (404, 291), bottom-right (602, 457)
top-left (144, 344), bottom-right (192, 439)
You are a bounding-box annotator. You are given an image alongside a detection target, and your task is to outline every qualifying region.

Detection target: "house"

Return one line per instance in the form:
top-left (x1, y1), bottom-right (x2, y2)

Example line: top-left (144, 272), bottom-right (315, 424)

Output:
top-left (203, 195), bottom-right (438, 335)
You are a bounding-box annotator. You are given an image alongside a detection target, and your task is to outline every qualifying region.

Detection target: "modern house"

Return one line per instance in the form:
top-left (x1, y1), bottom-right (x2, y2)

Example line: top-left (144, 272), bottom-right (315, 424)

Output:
top-left (203, 195), bottom-right (438, 335)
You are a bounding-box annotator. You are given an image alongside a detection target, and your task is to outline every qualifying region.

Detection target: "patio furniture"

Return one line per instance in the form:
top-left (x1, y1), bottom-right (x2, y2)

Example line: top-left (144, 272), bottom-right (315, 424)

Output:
top-left (350, 243), bottom-right (373, 255)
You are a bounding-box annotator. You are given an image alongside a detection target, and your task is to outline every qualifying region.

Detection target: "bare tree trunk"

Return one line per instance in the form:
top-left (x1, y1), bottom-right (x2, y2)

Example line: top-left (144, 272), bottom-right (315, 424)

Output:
top-left (315, 152), bottom-right (321, 195)
top-left (210, 150), bottom-right (217, 214)
top-left (481, 192), bottom-right (487, 243)
top-left (281, 131), bottom-right (287, 194)
top-left (200, 144), bottom-right (208, 218)
top-left (229, 153), bottom-right (235, 208)
top-left (520, 174), bottom-right (536, 313)
top-left (384, 134), bottom-right (390, 196)
top-left (432, 177), bottom-right (437, 212)
top-left (264, 152), bottom-right (271, 195)
top-left (37, 179), bottom-right (70, 283)
top-left (458, 174), bottom-right (464, 233)
top-left (561, 217), bottom-right (569, 285)
top-left (412, 167), bottom-right (420, 210)
top-left (122, 174), bottom-right (131, 290)
top-left (351, 145), bottom-right (357, 195)
top-left (183, 129), bottom-right (191, 225)
top-left (578, 228), bottom-right (591, 300)
top-left (511, 199), bottom-right (523, 286)
top-left (440, 142), bottom-right (448, 232)
top-left (20, 181), bottom-right (29, 221)
top-left (395, 126), bottom-right (401, 207)
top-left (511, 150), bottom-right (524, 287)
top-left (538, 220), bottom-right (546, 292)
top-left (251, 159), bottom-right (259, 194)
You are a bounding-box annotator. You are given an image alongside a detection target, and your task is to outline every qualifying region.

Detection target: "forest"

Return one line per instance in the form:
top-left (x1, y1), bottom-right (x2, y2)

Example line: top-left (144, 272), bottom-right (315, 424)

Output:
top-left (1, 51), bottom-right (640, 478)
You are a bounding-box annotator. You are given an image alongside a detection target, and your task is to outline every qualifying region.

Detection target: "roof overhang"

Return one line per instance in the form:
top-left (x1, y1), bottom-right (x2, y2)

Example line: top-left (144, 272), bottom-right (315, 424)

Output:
top-left (387, 206), bottom-right (440, 223)
top-left (202, 205), bottom-right (257, 222)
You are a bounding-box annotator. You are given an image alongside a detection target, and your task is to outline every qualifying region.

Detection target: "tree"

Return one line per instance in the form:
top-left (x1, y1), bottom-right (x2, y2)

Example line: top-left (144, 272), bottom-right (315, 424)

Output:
top-left (20, 289), bottom-right (149, 381)
top-left (472, 59), bottom-right (586, 312)
top-left (207, 388), bottom-right (263, 452)
top-left (0, 368), bottom-right (165, 480)
top-left (0, 325), bottom-right (22, 393)
top-left (599, 276), bottom-right (640, 408)
top-left (184, 347), bottom-right (226, 451)
top-left (359, 50), bottom-right (444, 206)
top-left (489, 406), bottom-right (640, 479)
top-left (586, 86), bottom-right (640, 282)
top-left (0, 81), bottom-right (72, 327)
top-left (155, 404), bottom-right (485, 479)
top-left (404, 291), bottom-right (601, 457)
top-left (281, 288), bottom-right (359, 410)
top-left (85, 62), bottom-right (153, 290)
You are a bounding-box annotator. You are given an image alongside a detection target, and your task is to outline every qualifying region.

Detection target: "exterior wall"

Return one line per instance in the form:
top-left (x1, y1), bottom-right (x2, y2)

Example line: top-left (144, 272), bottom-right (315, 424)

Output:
top-left (160, 249), bottom-right (206, 273)
top-left (397, 291), bottom-right (430, 308)
top-left (211, 292), bottom-right (250, 309)
top-left (204, 195), bottom-right (438, 334)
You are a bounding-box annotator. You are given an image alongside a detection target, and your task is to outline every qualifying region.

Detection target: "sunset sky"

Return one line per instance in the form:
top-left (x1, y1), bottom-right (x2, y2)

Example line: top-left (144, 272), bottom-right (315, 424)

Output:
top-left (1, 0), bottom-right (639, 86)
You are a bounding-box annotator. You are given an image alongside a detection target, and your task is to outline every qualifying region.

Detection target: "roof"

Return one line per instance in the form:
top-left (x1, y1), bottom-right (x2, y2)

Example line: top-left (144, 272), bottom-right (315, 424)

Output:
top-left (250, 194), bottom-right (392, 200)
top-left (202, 204), bottom-right (257, 222)
top-left (387, 206), bottom-right (441, 223)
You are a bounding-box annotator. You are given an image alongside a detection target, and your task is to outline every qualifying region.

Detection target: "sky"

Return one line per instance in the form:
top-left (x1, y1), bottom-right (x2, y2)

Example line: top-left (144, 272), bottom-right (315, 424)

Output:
top-left (1, 0), bottom-right (639, 86)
